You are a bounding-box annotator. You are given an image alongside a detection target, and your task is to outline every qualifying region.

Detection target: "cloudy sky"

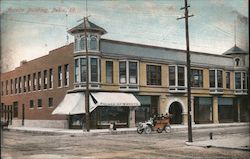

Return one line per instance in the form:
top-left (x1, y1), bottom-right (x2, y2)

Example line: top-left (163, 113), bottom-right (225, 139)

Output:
top-left (0, 0), bottom-right (249, 72)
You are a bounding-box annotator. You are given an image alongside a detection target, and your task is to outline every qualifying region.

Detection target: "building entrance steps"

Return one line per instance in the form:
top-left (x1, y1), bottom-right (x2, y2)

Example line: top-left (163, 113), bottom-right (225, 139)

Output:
top-left (6, 122), bottom-right (249, 135)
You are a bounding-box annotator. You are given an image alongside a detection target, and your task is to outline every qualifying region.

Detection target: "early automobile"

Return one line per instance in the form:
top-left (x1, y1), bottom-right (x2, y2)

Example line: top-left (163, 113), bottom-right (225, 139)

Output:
top-left (137, 114), bottom-right (171, 134)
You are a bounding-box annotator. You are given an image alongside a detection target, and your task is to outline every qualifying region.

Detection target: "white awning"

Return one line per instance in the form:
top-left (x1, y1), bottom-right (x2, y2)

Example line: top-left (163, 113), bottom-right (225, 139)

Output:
top-left (52, 93), bottom-right (97, 115)
top-left (91, 92), bottom-right (141, 107)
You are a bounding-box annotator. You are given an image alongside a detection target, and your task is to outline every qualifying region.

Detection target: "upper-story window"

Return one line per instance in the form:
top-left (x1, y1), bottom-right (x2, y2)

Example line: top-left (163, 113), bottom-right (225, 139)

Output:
top-left (1, 81), bottom-right (3, 96)
top-left (191, 69), bottom-right (203, 88)
top-left (18, 77), bottom-right (22, 93)
top-left (235, 58), bottom-right (240, 67)
top-left (90, 36), bottom-right (97, 50)
top-left (74, 56), bottom-right (100, 88)
top-left (74, 35), bottom-right (99, 52)
top-left (58, 66), bottom-right (62, 87)
top-left (209, 69), bottom-right (223, 88)
top-left (10, 79), bottom-right (13, 94)
top-left (119, 61), bottom-right (126, 84)
top-left (49, 68), bottom-right (53, 89)
top-left (235, 71), bottom-right (247, 91)
top-left (6, 80), bottom-right (8, 95)
top-left (226, 72), bottom-right (230, 89)
top-left (23, 76), bottom-right (26, 93)
top-left (33, 73), bottom-right (36, 91)
top-left (14, 78), bottom-right (17, 94)
top-left (38, 72), bottom-right (41, 90)
top-left (209, 69), bottom-right (223, 94)
top-left (64, 64), bottom-right (69, 86)
top-left (106, 61), bottom-right (113, 84)
top-left (74, 59), bottom-right (80, 83)
top-left (169, 65), bottom-right (186, 88)
top-left (44, 70), bottom-right (47, 90)
top-left (147, 64), bottom-right (161, 85)
top-left (28, 75), bottom-right (31, 92)
top-left (91, 58), bottom-right (98, 82)
top-left (119, 61), bottom-right (139, 85)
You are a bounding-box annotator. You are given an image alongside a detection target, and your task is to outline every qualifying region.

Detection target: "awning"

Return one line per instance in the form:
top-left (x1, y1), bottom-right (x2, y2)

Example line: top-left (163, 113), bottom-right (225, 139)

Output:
top-left (52, 93), bottom-right (97, 115)
top-left (91, 92), bottom-right (141, 107)
top-left (52, 92), bottom-right (141, 115)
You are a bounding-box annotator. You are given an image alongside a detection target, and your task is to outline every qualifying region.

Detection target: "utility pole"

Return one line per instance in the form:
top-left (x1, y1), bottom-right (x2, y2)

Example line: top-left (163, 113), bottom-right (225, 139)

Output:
top-left (177, 0), bottom-right (194, 142)
top-left (84, 16), bottom-right (90, 132)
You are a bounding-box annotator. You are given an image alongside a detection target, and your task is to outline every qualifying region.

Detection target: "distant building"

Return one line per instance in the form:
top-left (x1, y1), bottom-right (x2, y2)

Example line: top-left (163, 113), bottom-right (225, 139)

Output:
top-left (1, 19), bottom-right (248, 129)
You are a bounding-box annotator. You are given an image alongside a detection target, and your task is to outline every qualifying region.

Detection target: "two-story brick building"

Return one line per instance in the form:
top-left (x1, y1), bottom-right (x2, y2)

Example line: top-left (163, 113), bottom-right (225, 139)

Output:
top-left (1, 19), bottom-right (248, 129)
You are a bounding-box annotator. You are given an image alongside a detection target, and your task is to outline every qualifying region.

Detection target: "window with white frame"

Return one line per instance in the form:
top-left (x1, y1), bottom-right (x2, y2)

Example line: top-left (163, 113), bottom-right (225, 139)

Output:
top-left (90, 58), bottom-right (98, 82)
top-left (106, 61), bottom-right (113, 83)
top-left (90, 36), bottom-right (97, 50)
top-left (235, 71), bottom-right (247, 90)
top-left (119, 61), bottom-right (126, 84)
top-left (74, 35), bottom-right (99, 53)
top-left (74, 56), bottom-right (100, 85)
top-left (64, 64), bottom-right (69, 86)
top-left (74, 59), bottom-right (79, 83)
top-left (80, 58), bottom-right (87, 82)
top-left (209, 69), bottom-right (223, 89)
top-left (119, 61), bottom-right (139, 85)
top-left (169, 65), bottom-right (186, 88)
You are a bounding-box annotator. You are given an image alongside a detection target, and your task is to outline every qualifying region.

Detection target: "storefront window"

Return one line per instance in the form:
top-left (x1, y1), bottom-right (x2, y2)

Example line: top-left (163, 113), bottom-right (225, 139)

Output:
top-left (194, 97), bottom-right (212, 124)
top-left (97, 107), bottom-right (129, 128)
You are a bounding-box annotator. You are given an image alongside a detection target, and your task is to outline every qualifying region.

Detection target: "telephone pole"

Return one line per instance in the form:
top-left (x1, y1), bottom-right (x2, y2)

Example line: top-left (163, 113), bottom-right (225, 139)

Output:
top-left (84, 17), bottom-right (90, 132)
top-left (177, 0), bottom-right (194, 142)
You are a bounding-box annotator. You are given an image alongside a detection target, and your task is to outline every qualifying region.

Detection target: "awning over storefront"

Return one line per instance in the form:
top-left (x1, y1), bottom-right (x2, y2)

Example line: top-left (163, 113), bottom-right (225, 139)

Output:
top-left (52, 92), bottom-right (140, 115)
top-left (52, 93), bottom-right (96, 115)
top-left (91, 92), bottom-right (141, 107)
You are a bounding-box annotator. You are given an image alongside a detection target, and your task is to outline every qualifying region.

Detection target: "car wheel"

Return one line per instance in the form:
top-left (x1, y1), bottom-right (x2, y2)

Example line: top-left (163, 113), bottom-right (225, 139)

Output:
top-left (157, 128), bottom-right (163, 133)
top-left (137, 128), bottom-right (143, 134)
top-left (145, 125), bottom-right (152, 134)
top-left (165, 125), bottom-right (171, 133)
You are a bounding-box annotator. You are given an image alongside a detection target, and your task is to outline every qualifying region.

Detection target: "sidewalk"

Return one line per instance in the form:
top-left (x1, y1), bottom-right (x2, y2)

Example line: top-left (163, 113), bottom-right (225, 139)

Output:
top-left (186, 134), bottom-right (250, 151)
top-left (6, 122), bottom-right (249, 135)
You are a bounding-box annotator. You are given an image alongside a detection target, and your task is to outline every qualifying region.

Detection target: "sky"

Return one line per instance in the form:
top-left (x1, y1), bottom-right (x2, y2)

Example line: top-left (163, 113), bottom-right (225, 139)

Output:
top-left (0, 0), bottom-right (249, 72)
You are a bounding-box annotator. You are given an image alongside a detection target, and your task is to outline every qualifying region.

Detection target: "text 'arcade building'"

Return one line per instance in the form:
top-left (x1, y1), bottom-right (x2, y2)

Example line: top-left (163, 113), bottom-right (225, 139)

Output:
top-left (1, 19), bottom-right (249, 129)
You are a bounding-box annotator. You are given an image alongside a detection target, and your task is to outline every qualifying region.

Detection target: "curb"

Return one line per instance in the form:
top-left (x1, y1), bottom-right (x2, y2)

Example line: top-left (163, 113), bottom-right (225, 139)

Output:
top-left (185, 141), bottom-right (250, 151)
top-left (5, 122), bottom-right (249, 135)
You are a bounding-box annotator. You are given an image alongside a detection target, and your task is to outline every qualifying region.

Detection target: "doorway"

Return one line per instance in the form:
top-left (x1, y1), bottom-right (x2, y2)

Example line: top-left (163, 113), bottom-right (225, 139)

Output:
top-left (169, 102), bottom-right (183, 124)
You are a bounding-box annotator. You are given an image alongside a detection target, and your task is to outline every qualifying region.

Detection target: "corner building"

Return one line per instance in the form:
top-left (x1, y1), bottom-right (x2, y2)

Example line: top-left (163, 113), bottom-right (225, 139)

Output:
top-left (1, 19), bottom-right (249, 129)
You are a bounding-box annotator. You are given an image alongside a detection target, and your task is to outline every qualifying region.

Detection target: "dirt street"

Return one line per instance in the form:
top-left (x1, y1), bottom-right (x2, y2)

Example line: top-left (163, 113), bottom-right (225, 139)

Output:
top-left (1, 127), bottom-right (250, 159)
